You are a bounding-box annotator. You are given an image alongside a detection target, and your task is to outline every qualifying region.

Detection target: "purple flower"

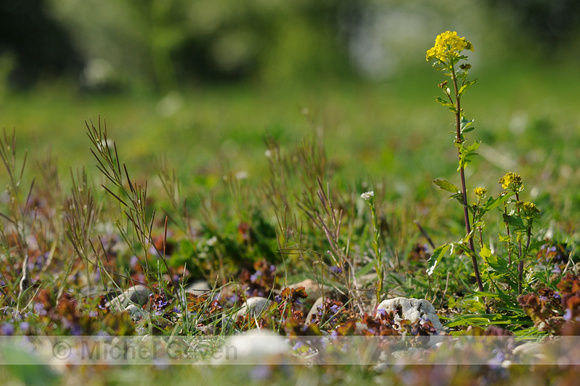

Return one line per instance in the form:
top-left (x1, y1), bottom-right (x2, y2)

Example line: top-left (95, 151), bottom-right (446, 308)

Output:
top-left (250, 365), bottom-right (272, 381)
top-left (34, 303), bottom-right (47, 316)
top-left (564, 308), bottom-right (573, 321)
top-left (552, 266), bottom-right (562, 274)
top-left (0, 323), bottom-right (15, 335)
top-left (250, 271), bottom-right (262, 282)
top-left (376, 308), bottom-right (387, 318)
top-left (330, 304), bottom-right (340, 314)
top-left (227, 294), bottom-right (238, 303)
top-left (130, 256), bottom-right (139, 268)
top-left (330, 266), bottom-right (342, 274)
top-left (71, 324), bottom-right (82, 336)
top-left (292, 341), bottom-right (305, 351)
top-left (274, 295), bottom-right (282, 303)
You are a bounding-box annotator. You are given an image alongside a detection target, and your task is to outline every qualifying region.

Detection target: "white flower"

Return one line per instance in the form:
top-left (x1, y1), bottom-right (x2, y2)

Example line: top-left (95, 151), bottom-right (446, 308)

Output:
top-left (361, 191), bottom-right (374, 201)
top-left (235, 171), bottom-right (248, 180)
top-left (206, 236), bottom-right (218, 247)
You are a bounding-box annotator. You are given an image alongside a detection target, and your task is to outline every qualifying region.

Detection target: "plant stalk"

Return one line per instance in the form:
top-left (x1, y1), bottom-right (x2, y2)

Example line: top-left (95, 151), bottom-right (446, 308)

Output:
top-left (451, 65), bottom-right (484, 292)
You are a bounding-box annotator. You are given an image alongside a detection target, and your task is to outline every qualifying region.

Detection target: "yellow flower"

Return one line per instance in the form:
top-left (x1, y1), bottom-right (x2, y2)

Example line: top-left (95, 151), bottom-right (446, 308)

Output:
top-left (474, 187), bottom-right (487, 199)
top-left (517, 201), bottom-right (541, 218)
top-left (426, 31), bottom-right (474, 63)
top-left (499, 172), bottom-right (523, 191)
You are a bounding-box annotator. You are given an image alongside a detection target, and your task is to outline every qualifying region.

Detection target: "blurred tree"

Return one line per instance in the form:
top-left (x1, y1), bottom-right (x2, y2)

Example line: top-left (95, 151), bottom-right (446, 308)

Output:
top-left (49, 0), bottom-right (354, 93)
top-left (485, 0), bottom-right (580, 48)
top-left (0, 0), bottom-right (83, 88)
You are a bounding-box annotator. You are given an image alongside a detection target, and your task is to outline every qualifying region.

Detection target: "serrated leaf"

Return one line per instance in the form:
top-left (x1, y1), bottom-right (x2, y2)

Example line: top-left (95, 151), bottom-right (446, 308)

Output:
top-left (433, 179), bottom-right (459, 193)
top-left (427, 244), bottom-right (450, 276)
top-left (465, 141), bottom-right (481, 152)
top-left (479, 244), bottom-right (492, 260)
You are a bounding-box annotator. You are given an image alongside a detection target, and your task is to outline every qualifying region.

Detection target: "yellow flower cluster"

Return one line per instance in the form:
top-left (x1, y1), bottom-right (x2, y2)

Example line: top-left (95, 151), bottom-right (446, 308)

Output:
top-left (474, 187), bottom-right (487, 199)
top-left (499, 172), bottom-right (524, 191)
top-left (517, 201), bottom-right (541, 218)
top-left (426, 31), bottom-right (474, 63)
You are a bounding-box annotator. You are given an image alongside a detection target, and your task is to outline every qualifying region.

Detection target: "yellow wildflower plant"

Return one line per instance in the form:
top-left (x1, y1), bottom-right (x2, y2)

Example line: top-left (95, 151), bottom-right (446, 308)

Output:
top-left (499, 172), bottom-right (524, 192)
top-left (426, 31), bottom-right (474, 64)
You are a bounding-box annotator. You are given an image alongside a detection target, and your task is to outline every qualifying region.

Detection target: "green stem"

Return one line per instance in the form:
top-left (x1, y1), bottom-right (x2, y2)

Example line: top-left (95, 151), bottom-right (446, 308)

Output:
top-left (515, 192), bottom-right (523, 294)
top-left (370, 201), bottom-right (383, 304)
top-left (451, 64), bottom-right (484, 293)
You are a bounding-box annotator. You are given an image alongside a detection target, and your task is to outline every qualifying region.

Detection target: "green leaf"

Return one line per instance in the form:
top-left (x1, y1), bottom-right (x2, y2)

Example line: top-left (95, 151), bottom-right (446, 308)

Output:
top-left (458, 79), bottom-right (477, 96)
top-left (433, 179), bottom-right (459, 193)
top-left (479, 244), bottom-right (494, 264)
top-left (528, 240), bottom-right (547, 252)
top-left (482, 192), bottom-right (514, 213)
top-left (427, 243), bottom-right (450, 276)
top-left (503, 213), bottom-right (526, 230)
top-left (435, 96), bottom-right (456, 112)
top-left (464, 141), bottom-right (481, 152)
top-left (450, 192), bottom-right (464, 205)
top-left (499, 234), bottom-right (511, 242)
top-left (460, 117), bottom-right (475, 132)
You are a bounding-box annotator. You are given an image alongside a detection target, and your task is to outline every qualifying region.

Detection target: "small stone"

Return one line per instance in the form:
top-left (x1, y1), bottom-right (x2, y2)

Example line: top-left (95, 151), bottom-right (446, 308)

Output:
top-left (237, 297), bottom-right (273, 318)
top-left (124, 304), bottom-right (148, 321)
top-left (184, 280), bottom-right (211, 296)
top-left (222, 297), bottom-right (274, 331)
top-left (105, 285), bottom-right (151, 312)
top-left (376, 297), bottom-right (444, 346)
top-left (305, 297), bottom-right (324, 324)
top-left (512, 342), bottom-right (539, 355)
top-left (213, 328), bottom-right (291, 364)
top-left (287, 279), bottom-right (327, 304)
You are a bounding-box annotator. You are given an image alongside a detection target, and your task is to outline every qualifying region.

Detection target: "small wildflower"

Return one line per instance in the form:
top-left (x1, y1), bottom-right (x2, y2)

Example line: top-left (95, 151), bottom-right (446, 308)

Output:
top-left (426, 31), bottom-right (473, 63)
top-left (206, 236), bottom-right (218, 247)
top-left (499, 172), bottom-right (523, 191)
top-left (474, 187), bottom-right (487, 200)
top-left (361, 191), bottom-right (374, 201)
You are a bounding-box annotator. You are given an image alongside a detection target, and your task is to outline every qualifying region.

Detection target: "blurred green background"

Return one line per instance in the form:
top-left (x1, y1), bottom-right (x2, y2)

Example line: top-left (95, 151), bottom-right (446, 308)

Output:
top-left (1, 0), bottom-right (580, 214)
